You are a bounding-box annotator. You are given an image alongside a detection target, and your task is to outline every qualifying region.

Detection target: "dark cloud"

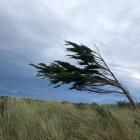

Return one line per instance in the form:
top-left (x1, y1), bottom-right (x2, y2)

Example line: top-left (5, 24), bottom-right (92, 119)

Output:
top-left (0, 0), bottom-right (140, 103)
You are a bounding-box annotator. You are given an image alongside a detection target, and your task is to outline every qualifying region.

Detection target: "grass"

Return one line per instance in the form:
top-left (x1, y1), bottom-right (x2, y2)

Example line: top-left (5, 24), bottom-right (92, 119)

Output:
top-left (0, 97), bottom-right (140, 140)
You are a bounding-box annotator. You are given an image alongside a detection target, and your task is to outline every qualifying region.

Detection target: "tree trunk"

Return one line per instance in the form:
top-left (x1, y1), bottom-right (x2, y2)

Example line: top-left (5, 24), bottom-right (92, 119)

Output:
top-left (121, 87), bottom-right (136, 108)
top-left (124, 91), bottom-right (136, 108)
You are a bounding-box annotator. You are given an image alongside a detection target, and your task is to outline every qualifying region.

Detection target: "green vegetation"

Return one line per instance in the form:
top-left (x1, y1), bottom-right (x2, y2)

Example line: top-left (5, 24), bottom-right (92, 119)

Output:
top-left (0, 97), bottom-right (140, 140)
top-left (31, 41), bottom-right (136, 107)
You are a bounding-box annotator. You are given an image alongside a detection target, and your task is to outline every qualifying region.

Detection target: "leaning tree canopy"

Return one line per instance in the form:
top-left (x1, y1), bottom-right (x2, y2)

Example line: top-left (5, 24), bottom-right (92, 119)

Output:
top-left (30, 41), bottom-right (121, 94)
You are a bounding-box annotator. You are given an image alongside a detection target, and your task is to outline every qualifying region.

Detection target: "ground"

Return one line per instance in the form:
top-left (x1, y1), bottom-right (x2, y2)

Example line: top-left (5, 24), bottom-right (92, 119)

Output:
top-left (0, 97), bottom-right (140, 140)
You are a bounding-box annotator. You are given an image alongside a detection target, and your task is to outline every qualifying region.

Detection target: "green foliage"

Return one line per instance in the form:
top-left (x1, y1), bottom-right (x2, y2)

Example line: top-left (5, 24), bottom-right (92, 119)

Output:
top-left (31, 41), bottom-right (123, 94)
top-left (117, 101), bottom-right (131, 107)
top-left (74, 103), bottom-right (87, 110)
top-left (30, 41), bottom-right (136, 107)
top-left (66, 41), bottom-right (95, 65)
top-left (0, 96), bottom-right (9, 118)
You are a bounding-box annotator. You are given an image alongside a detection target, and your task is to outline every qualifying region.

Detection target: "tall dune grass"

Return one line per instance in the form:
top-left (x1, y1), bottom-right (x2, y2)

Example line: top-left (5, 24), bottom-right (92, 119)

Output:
top-left (0, 97), bottom-right (140, 140)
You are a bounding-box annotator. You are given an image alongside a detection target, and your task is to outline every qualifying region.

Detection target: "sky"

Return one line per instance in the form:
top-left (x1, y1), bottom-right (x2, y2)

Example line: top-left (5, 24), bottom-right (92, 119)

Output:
top-left (0, 0), bottom-right (140, 104)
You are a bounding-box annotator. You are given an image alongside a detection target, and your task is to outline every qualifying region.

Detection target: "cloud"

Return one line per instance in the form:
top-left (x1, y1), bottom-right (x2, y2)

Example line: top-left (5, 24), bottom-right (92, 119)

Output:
top-left (0, 0), bottom-right (140, 102)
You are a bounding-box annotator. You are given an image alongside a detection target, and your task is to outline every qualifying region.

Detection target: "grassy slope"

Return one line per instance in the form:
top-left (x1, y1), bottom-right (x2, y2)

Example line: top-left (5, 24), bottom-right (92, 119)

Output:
top-left (0, 97), bottom-right (140, 140)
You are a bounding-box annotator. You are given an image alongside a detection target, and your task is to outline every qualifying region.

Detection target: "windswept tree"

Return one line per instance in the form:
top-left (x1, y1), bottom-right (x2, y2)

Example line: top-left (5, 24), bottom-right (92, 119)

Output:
top-left (30, 41), bottom-right (136, 107)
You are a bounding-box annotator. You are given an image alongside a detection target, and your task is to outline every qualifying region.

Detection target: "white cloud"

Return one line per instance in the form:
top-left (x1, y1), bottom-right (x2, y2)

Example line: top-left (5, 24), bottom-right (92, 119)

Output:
top-left (111, 65), bottom-right (140, 88)
top-left (0, 0), bottom-right (140, 101)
